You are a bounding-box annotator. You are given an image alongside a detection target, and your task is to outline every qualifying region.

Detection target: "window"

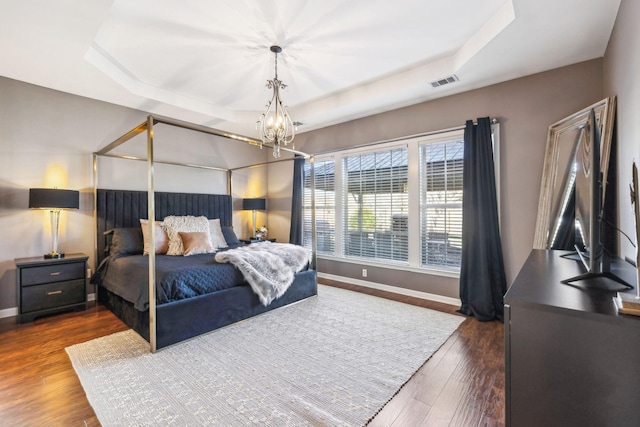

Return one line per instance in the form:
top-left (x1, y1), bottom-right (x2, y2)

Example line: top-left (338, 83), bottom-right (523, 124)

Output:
top-left (303, 158), bottom-right (335, 254)
top-left (420, 139), bottom-right (464, 269)
top-left (342, 148), bottom-right (408, 262)
top-left (301, 124), bottom-right (498, 276)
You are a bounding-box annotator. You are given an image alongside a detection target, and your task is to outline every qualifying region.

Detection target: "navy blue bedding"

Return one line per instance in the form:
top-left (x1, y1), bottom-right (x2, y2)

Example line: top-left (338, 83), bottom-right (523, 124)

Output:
top-left (93, 247), bottom-right (246, 311)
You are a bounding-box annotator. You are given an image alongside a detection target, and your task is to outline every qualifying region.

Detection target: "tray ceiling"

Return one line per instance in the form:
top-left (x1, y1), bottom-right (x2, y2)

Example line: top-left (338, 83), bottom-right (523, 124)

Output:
top-left (0, 0), bottom-right (621, 138)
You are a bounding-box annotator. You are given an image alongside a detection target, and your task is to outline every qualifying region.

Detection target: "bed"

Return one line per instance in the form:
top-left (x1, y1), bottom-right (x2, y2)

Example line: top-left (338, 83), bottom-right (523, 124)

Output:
top-left (93, 189), bottom-right (317, 350)
top-left (93, 116), bottom-right (318, 351)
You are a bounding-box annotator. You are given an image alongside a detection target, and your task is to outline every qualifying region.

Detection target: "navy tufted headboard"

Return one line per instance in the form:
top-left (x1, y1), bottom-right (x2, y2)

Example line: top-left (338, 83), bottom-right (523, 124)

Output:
top-left (95, 189), bottom-right (233, 264)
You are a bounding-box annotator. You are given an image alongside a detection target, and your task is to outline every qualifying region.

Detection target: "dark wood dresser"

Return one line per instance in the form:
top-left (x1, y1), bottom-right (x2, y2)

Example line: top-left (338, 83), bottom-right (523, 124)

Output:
top-left (15, 253), bottom-right (88, 323)
top-left (504, 249), bottom-right (640, 427)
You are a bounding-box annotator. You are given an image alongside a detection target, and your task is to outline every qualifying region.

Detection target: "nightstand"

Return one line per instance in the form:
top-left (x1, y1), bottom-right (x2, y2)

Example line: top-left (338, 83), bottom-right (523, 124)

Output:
top-left (240, 238), bottom-right (276, 244)
top-left (15, 253), bottom-right (88, 323)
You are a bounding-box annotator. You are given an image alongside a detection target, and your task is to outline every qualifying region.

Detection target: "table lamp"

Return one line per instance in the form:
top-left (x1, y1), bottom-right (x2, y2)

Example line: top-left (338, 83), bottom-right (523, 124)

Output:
top-left (29, 188), bottom-right (80, 258)
top-left (243, 198), bottom-right (266, 238)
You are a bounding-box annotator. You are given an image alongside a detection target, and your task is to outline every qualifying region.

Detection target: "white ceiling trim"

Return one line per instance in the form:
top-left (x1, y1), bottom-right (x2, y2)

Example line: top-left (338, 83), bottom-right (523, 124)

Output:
top-left (453, 0), bottom-right (516, 71)
top-left (85, 42), bottom-right (238, 122)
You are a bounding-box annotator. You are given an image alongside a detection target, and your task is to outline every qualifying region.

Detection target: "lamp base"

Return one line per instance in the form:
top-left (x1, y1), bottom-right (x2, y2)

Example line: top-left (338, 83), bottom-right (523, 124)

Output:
top-left (44, 252), bottom-right (64, 259)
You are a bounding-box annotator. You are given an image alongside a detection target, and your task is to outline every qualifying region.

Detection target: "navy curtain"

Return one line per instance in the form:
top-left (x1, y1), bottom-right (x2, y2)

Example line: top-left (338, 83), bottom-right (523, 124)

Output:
top-left (289, 156), bottom-right (305, 245)
top-left (459, 117), bottom-right (507, 322)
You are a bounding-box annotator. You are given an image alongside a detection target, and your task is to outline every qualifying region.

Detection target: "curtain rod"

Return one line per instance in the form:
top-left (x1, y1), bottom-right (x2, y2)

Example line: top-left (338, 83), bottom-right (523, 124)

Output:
top-left (311, 118), bottom-right (499, 157)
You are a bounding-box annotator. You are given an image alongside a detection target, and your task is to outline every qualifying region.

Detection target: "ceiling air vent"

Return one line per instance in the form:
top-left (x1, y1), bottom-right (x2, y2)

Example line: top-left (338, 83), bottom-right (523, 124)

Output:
top-left (430, 75), bottom-right (459, 88)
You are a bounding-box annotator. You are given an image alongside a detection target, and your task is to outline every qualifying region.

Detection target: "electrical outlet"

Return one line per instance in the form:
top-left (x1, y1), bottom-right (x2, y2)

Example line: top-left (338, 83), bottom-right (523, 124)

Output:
top-left (87, 268), bottom-right (92, 278)
top-left (362, 268), bottom-right (367, 277)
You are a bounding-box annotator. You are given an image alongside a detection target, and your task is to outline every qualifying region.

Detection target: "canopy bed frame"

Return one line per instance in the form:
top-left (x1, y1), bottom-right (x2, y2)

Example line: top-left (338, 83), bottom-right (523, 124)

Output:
top-left (93, 115), bottom-right (317, 352)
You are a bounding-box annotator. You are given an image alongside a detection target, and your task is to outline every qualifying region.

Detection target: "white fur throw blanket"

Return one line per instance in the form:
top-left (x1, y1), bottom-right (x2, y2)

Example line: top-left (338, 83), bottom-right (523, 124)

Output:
top-left (214, 242), bottom-right (312, 306)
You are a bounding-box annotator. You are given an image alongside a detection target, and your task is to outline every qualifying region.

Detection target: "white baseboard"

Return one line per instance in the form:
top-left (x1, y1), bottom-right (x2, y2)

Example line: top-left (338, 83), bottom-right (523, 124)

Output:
top-left (0, 293), bottom-right (97, 319)
top-left (318, 272), bottom-right (461, 307)
top-left (0, 307), bottom-right (18, 319)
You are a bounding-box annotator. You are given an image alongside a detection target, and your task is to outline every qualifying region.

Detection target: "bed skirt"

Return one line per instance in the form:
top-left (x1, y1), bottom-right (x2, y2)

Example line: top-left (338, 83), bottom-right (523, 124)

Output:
top-left (98, 269), bottom-right (317, 349)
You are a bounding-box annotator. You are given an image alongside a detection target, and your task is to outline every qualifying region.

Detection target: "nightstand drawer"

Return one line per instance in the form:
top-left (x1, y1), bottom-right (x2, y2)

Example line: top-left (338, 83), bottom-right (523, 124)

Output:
top-left (21, 262), bottom-right (85, 286)
top-left (21, 279), bottom-right (85, 313)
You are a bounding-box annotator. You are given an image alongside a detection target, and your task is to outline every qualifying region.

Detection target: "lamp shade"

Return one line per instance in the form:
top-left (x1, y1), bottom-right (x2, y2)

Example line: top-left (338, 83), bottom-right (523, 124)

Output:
top-left (243, 198), bottom-right (266, 211)
top-left (29, 188), bottom-right (79, 209)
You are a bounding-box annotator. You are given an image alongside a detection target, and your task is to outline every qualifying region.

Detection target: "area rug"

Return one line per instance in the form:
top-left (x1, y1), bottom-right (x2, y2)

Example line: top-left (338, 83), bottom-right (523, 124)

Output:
top-left (66, 285), bottom-right (464, 426)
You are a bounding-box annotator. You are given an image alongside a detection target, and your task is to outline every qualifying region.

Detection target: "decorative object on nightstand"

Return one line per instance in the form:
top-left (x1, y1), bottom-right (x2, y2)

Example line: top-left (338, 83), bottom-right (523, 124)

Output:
top-left (29, 187), bottom-right (80, 258)
top-left (243, 198), bottom-right (266, 238)
top-left (15, 253), bottom-right (88, 323)
top-left (255, 225), bottom-right (268, 239)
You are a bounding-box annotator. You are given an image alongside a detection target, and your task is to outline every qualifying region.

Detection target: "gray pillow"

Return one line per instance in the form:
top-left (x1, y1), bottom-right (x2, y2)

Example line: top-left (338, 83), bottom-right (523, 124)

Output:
top-left (221, 226), bottom-right (240, 245)
top-left (109, 227), bottom-right (144, 258)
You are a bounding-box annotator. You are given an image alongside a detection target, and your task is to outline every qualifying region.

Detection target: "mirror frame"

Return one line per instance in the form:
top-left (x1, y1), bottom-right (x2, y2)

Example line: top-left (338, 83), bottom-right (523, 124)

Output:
top-left (533, 96), bottom-right (616, 249)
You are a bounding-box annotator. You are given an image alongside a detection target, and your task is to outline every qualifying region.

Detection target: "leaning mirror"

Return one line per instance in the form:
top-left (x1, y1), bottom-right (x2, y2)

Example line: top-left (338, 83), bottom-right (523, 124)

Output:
top-left (533, 96), bottom-right (616, 249)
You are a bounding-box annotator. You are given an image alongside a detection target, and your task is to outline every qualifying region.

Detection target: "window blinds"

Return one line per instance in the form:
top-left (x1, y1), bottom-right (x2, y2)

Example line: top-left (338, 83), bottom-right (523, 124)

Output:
top-left (419, 140), bottom-right (464, 269)
top-left (342, 147), bottom-right (409, 262)
top-left (303, 159), bottom-right (336, 254)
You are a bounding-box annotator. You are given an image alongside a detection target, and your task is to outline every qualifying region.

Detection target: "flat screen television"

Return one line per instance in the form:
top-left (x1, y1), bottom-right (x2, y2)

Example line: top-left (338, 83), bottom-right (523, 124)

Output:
top-left (561, 108), bottom-right (631, 289)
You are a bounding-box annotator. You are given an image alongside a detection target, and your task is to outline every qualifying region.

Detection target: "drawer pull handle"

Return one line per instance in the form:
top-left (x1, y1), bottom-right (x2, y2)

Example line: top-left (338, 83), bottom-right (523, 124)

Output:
top-left (49, 272), bottom-right (61, 276)
top-left (47, 290), bottom-right (63, 295)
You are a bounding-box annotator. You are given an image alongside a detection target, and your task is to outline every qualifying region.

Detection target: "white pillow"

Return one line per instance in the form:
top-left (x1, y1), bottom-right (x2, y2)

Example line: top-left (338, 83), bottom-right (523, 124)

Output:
top-left (209, 219), bottom-right (228, 249)
top-left (140, 219), bottom-right (169, 255)
top-left (163, 215), bottom-right (212, 256)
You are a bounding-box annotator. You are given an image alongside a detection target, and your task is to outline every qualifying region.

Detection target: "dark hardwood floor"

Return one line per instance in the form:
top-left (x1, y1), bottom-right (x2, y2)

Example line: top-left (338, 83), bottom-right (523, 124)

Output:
top-left (0, 280), bottom-right (504, 426)
top-left (325, 280), bottom-right (505, 427)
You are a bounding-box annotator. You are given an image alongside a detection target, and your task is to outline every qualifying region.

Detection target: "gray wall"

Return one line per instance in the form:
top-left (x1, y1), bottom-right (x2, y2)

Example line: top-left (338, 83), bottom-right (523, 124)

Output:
top-left (293, 59), bottom-right (605, 298)
top-left (604, 0), bottom-right (640, 265)
top-left (0, 77), bottom-right (268, 312)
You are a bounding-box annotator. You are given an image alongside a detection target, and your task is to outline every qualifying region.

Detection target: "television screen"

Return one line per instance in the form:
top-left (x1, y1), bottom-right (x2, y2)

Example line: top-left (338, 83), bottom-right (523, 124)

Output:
top-left (562, 108), bottom-right (631, 290)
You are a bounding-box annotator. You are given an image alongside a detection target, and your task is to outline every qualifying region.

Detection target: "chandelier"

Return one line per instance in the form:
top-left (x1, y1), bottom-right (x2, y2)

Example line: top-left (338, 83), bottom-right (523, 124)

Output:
top-left (257, 45), bottom-right (295, 158)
